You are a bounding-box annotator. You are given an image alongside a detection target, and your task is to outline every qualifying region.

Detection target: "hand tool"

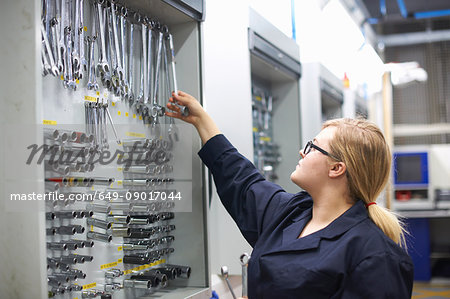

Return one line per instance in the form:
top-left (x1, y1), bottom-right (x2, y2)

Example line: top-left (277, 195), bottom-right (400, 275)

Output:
top-left (96, 0), bottom-right (109, 74)
top-left (240, 253), bottom-right (251, 298)
top-left (41, 22), bottom-right (59, 76)
top-left (220, 266), bottom-right (237, 299)
top-left (166, 31), bottom-right (189, 116)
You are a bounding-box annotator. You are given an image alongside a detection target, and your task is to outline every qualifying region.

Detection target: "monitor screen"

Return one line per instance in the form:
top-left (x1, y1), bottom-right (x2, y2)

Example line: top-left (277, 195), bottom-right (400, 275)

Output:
top-left (394, 152), bottom-right (428, 185)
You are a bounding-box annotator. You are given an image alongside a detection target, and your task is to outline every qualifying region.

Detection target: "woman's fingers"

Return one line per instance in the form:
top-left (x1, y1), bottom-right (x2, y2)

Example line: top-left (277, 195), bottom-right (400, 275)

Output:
top-left (172, 91), bottom-right (193, 106)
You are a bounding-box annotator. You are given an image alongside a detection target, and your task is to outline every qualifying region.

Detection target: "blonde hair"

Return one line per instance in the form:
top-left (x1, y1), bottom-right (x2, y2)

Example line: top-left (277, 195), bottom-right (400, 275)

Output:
top-left (322, 118), bottom-right (407, 248)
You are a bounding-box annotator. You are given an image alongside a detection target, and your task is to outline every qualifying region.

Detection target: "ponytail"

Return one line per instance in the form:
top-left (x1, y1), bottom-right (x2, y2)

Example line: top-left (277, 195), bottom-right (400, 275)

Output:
top-left (366, 203), bottom-right (407, 248)
top-left (323, 118), bottom-right (407, 248)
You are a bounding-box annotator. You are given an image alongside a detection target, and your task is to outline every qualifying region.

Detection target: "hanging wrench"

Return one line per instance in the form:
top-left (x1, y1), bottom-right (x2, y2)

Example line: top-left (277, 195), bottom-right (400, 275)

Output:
top-left (41, 22), bottom-right (59, 76)
top-left (151, 26), bottom-right (165, 118)
top-left (106, 2), bottom-right (119, 91)
top-left (64, 26), bottom-right (77, 90)
top-left (240, 253), bottom-right (250, 298)
top-left (110, 1), bottom-right (124, 83)
top-left (79, 0), bottom-right (87, 73)
top-left (41, 43), bottom-right (51, 76)
top-left (147, 20), bottom-right (154, 105)
top-left (105, 103), bottom-right (121, 144)
top-left (96, 0), bottom-right (110, 74)
top-left (87, 36), bottom-right (99, 90)
top-left (127, 18), bottom-right (136, 102)
top-left (141, 19), bottom-right (148, 103)
top-left (166, 31), bottom-right (189, 116)
top-left (119, 6), bottom-right (128, 97)
top-left (72, 0), bottom-right (81, 74)
top-left (50, 18), bottom-right (64, 74)
top-left (56, 0), bottom-right (67, 79)
top-left (163, 40), bottom-right (179, 143)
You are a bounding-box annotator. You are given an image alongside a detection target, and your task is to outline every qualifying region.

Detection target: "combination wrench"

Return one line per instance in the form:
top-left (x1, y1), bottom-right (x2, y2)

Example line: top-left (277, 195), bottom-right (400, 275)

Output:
top-left (41, 22), bottom-right (59, 76)
top-left (96, 0), bottom-right (110, 74)
top-left (166, 31), bottom-right (189, 116)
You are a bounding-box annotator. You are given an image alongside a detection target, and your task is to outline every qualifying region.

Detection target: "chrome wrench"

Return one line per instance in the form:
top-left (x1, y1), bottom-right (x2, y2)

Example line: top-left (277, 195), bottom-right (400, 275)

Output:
top-left (79, 0), bottom-right (87, 73)
top-left (72, 0), bottom-right (81, 74)
top-left (41, 22), bottom-right (59, 76)
top-left (87, 36), bottom-right (99, 90)
top-left (141, 19), bottom-right (148, 103)
top-left (240, 253), bottom-right (250, 298)
top-left (151, 26), bottom-right (165, 118)
top-left (110, 1), bottom-right (124, 83)
top-left (96, 0), bottom-right (109, 74)
top-left (127, 18), bottom-right (136, 102)
top-left (166, 31), bottom-right (189, 116)
top-left (50, 17), bottom-right (64, 74)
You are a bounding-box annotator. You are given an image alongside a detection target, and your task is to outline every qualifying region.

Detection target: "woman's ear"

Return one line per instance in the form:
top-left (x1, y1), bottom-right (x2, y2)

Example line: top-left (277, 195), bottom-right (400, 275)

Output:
top-left (329, 162), bottom-right (346, 178)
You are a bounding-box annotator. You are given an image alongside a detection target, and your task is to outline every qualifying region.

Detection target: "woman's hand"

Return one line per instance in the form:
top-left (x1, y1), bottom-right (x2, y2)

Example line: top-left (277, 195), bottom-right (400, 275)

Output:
top-left (165, 90), bottom-right (221, 144)
top-left (165, 91), bottom-right (205, 127)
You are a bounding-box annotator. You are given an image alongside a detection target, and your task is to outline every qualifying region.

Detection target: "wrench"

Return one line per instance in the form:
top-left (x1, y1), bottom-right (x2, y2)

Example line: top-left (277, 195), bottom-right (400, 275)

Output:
top-left (105, 102), bottom-right (121, 144)
top-left (220, 266), bottom-right (237, 299)
top-left (119, 6), bottom-right (128, 97)
top-left (41, 43), bottom-right (51, 76)
top-left (87, 36), bottom-right (99, 90)
top-left (151, 26), bottom-right (165, 118)
top-left (127, 19), bottom-right (136, 102)
top-left (166, 31), bottom-right (189, 116)
top-left (72, 0), bottom-right (81, 73)
top-left (141, 19), bottom-right (148, 103)
top-left (50, 18), bottom-right (64, 74)
top-left (64, 26), bottom-right (77, 90)
top-left (110, 1), bottom-right (124, 83)
top-left (106, 2), bottom-right (119, 91)
top-left (163, 40), bottom-right (179, 143)
top-left (147, 20), bottom-right (154, 105)
top-left (79, 0), bottom-right (87, 73)
top-left (96, 0), bottom-right (110, 74)
top-left (240, 253), bottom-right (250, 298)
top-left (41, 22), bottom-right (59, 76)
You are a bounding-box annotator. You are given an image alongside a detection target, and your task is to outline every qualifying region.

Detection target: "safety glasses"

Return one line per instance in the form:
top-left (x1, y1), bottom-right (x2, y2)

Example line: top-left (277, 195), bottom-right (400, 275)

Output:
top-left (303, 141), bottom-right (340, 161)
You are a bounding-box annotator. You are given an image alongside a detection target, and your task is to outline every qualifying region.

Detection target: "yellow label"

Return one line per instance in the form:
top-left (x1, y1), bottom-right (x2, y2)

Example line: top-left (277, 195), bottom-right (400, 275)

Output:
top-left (84, 96), bottom-right (97, 102)
top-left (252, 127), bottom-right (258, 132)
top-left (117, 181), bottom-right (123, 186)
top-left (125, 132), bottom-right (145, 138)
top-left (96, 91), bottom-right (100, 96)
top-left (60, 75), bottom-right (64, 81)
top-left (118, 258), bottom-right (122, 263)
top-left (117, 167), bottom-right (123, 171)
top-left (125, 112), bottom-right (129, 117)
top-left (139, 115), bottom-right (143, 120)
top-left (133, 114), bottom-right (136, 119)
top-left (112, 102), bottom-right (116, 107)
top-left (90, 225), bottom-right (93, 231)
top-left (82, 282), bottom-right (96, 290)
top-left (84, 26), bottom-right (88, 32)
top-left (118, 111), bottom-right (121, 116)
top-left (76, 79), bottom-right (80, 84)
top-left (260, 136), bottom-right (271, 142)
top-left (122, 259), bottom-right (166, 275)
top-left (255, 96), bottom-right (262, 101)
top-left (100, 261), bottom-right (118, 270)
top-left (118, 246), bottom-right (123, 252)
top-left (43, 120), bottom-right (57, 125)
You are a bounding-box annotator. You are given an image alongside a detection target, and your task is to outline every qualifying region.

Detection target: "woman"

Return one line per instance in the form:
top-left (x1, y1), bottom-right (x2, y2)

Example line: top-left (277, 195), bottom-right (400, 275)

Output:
top-left (166, 91), bottom-right (414, 298)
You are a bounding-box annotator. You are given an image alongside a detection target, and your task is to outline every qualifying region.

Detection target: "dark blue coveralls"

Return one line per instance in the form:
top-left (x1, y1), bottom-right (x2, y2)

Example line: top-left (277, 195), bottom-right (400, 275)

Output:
top-left (199, 134), bottom-right (414, 299)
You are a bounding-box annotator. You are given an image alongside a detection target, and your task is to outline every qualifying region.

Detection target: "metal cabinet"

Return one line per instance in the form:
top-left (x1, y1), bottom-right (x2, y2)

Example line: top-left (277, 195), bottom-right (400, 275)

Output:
top-left (0, 0), bottom-right (209, 298)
